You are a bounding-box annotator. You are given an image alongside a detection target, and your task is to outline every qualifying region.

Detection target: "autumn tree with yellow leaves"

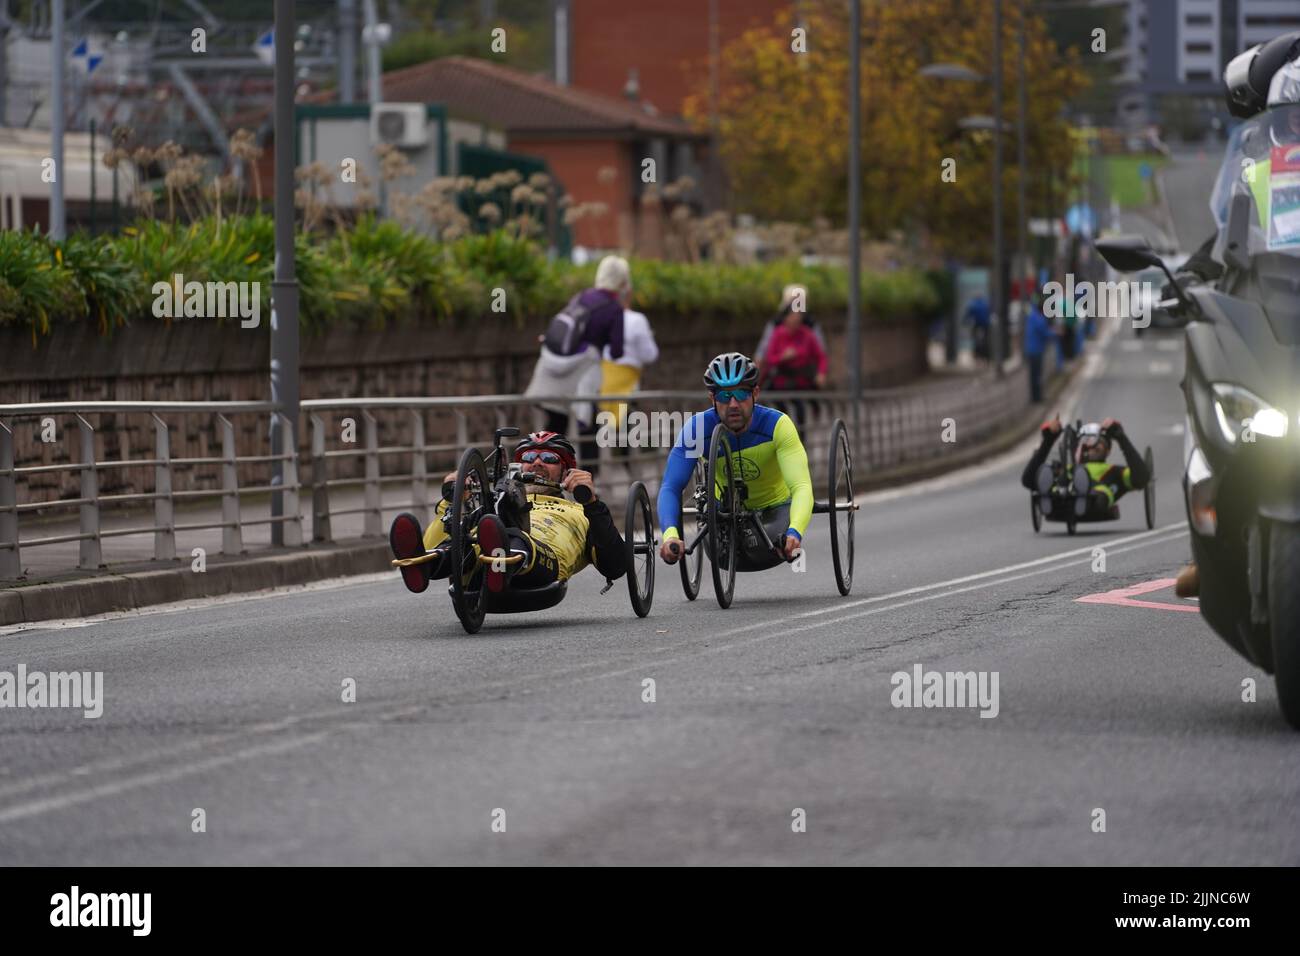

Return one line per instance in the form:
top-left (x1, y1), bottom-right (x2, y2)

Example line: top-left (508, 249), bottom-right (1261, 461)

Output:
top-left (685, 0), bottom-right (1087, 261)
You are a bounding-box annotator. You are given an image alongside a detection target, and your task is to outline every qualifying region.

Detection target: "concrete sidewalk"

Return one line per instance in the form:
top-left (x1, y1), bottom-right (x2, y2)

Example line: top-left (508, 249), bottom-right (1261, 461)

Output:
top-left (2, 360), bottom-right (1078, 626)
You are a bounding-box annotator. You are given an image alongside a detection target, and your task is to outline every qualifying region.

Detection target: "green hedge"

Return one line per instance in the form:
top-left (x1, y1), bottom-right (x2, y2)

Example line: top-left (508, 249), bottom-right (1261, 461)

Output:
top-left (1, 215), bottom-right (942, 341)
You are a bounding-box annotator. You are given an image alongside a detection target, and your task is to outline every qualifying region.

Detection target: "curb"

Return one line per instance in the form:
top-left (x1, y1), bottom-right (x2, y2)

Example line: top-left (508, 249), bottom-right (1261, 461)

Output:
top-left (1, 541), bottom-right (392, 626)
top-left (2, 365), bottom-right (1082, 627)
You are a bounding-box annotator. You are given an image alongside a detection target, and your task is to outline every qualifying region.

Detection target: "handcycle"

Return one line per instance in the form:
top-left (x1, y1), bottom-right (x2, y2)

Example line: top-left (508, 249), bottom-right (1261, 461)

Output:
top-left (674, 418), bottom-right (857, 609)
top-left (393, 426), bottom-right (655, 634)
top-left (1029, 420), bottom-right (1155, 535)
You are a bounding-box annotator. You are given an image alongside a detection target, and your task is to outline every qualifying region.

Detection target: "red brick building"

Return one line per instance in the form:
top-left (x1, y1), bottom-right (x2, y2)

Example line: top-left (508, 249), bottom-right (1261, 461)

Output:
top-left (232, 56), bottom-right (708, 251)
top-left (566, 0), bottom-right (794, 119)
top-left (371, 57), bottom-right (705, 249)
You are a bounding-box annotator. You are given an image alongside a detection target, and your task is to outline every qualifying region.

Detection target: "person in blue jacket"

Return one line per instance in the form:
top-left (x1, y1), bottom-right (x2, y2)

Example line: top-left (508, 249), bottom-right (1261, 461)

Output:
top-left (1023, 294), bottom-right (1057, 404)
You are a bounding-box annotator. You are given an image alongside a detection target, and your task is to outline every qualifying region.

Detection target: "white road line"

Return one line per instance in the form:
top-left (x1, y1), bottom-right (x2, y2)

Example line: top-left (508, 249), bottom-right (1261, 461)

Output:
top-left (1121, 340), bottom-right (1143, 352)
top-left (528, 529), bottom-right (1192, 683)
top-left (0, 571), bottom-right (393, 637)
top-left (0, 694), bottom-right (436, 802)
top-left (768, 522), bottom-right (1188, 621)
top-left (0, 529), bottom-right (1191, 804)
top-left (0, 528), bottom-right (1190, 824)
top-left (1156, 339), bottom-right (1181, 352)
top-left (1149, 360), bottom-right (1174, 375)
top-left (0, 732), bottom-right (330, 825)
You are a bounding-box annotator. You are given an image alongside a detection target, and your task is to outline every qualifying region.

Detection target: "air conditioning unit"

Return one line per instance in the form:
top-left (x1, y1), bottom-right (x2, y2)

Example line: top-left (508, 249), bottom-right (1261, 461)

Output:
top-left (370, 103), bottom-right (428, 149)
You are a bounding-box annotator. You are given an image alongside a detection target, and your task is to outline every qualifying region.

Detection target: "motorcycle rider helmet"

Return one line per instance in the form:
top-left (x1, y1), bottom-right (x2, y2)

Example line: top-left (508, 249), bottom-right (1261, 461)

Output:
top-left (1076, 422), bottom-right (1111, 463)
top-left (1224, 31), bottom-right (1300, 118)
top-left (1267, 56), bottom-right (1300, 145)
top-left (512, 431), bottom-right (577, 471)
top-left (703, 352), bottom-right (760, 391)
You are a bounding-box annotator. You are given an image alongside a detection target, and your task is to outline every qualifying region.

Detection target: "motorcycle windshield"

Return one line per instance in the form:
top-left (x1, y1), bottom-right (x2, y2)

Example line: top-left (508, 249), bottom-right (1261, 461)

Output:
top-left (1210, 103), bottom-right (1300, 258)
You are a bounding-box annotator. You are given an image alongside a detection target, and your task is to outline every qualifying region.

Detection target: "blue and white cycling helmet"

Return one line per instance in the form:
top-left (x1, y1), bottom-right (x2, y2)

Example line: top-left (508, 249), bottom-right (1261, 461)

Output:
top-left (703, 352), bottom-right (759, 390)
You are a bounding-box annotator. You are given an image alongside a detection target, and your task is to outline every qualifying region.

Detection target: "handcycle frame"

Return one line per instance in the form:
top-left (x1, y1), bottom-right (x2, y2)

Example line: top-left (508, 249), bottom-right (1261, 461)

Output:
top-left (440, 427), bottom-right (656, 634)
top-left (1030, 421), bottom-right (1155, 535)
top-left (677, 418), bottom-right (857, 609)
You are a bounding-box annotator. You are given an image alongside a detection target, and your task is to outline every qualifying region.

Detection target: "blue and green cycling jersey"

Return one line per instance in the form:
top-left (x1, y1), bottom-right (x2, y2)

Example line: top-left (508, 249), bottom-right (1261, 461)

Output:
top-left (657, 404), bottom-right (813, 542)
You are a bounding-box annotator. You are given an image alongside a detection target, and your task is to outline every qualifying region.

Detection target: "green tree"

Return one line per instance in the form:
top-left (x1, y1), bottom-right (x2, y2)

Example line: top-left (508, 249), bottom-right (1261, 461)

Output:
top-left (685, 0), bottom-right (1086, 261)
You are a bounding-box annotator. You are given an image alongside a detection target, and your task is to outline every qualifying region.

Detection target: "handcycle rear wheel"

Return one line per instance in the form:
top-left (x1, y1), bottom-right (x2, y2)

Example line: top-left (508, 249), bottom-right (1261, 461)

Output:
top-left (706, 423), bottom-right (738, 609)
top-left (625, 481), bottom-right (655, 617)
top-left (449, 446), bottom-right (490, 634)
top-left (827, 418), bottom-right (855, 595)
top-left (679, 459), bottom-right (706, 601)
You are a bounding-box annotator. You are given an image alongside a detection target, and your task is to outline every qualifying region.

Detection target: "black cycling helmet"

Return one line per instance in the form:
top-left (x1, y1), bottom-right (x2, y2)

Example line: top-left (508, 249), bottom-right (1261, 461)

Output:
top-left (513, 430), bottom-right (577, 471)
top-left (703, 352), bottom-right (759, 390)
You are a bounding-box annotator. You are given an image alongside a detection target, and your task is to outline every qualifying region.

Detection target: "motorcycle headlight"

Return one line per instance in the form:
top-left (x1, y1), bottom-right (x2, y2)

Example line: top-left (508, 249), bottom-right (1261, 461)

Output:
top-left (1212, 384), bottom-right (1289, 443)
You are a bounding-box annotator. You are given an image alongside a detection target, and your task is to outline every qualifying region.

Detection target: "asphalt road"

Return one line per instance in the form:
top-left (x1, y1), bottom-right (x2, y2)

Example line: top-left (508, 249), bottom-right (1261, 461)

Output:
top-left (2, 322), bottom-right (1297, 866)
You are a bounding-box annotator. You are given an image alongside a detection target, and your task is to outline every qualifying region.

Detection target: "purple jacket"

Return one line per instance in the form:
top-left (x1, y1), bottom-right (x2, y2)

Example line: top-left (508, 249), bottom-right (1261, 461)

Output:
top-left (573, 288), bottom-right (624, 360)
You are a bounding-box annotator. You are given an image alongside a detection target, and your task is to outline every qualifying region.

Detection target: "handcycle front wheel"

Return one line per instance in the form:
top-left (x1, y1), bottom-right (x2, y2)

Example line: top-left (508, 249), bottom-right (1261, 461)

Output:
top-left (679, 459), bottom-right (706, 601)
top-left (625, 481), bottom-right (655, 617)
top-left (827, 418), bottom-right (855, 595)
top-left (449, 446), bottom-right (491, 634)
top-left (706, 423), bottom-right (738, 609)
top-left (1030, 495), bottom-right (1042, 533)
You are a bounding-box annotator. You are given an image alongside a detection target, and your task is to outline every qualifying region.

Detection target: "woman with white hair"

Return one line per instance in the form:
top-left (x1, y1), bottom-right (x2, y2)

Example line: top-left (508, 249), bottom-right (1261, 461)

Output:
top-left (524, 255), bottom-right (633, 473)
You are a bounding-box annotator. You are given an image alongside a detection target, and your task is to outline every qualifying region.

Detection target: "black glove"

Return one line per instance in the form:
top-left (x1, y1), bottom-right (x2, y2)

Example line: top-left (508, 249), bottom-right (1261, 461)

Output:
top-left (441, 479), bottom-right (456, 502)
top-left (1103, 421), bottom-right (1124, 439)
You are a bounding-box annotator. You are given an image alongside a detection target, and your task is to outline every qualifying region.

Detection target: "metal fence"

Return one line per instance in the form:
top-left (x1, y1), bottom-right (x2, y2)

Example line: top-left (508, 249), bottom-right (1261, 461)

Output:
top-left (1, 367), bottom-right (1028, 581)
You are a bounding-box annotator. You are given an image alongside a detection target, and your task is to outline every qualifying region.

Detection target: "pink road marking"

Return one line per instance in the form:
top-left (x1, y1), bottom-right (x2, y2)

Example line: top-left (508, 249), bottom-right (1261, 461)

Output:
top-left (1075, 577), bottom-right (1201, 613)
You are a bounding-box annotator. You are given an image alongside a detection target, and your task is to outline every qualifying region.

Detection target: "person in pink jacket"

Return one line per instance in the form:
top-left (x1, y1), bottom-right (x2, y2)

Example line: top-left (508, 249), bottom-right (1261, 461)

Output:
top-left (763, 304), bottom-right (828, 391)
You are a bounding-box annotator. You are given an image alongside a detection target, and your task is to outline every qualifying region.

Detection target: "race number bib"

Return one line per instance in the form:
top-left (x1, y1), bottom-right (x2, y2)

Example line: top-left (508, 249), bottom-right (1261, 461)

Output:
top-left (1268, 145), bottom-right (1300, 251)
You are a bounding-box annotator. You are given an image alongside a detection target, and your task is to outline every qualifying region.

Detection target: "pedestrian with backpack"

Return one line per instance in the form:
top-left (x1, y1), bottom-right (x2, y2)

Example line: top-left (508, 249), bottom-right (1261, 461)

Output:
top-left (524, 255), bottom-right (632, 474)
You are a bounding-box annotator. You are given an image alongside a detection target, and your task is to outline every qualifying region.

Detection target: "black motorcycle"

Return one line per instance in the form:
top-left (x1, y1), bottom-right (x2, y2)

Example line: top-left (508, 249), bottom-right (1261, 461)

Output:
top-left (1096, 102), bottom-right (1300, 728)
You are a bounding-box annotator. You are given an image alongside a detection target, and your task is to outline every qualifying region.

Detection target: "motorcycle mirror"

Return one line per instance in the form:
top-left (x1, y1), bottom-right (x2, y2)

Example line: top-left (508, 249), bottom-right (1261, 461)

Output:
top-left (1097, 234), bottom-right (1201, 319)
top-left (1094, 235), bottom-right (1161, 273)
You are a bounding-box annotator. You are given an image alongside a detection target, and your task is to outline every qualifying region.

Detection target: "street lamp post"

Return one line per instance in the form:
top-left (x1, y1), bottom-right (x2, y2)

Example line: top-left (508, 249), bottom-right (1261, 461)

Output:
top-left (1017, 0), bottom-right (1029, 318)
top-left (271, 0), bottom-right (301, 546)
top-left (916, 1), bottom-right (1010, 377)
top-left (50, 0), bottom-right (66, 240)
top-left (992, 0), bottom-right (1005, 377)
top-left (848, 0), bottom-right (862, 448)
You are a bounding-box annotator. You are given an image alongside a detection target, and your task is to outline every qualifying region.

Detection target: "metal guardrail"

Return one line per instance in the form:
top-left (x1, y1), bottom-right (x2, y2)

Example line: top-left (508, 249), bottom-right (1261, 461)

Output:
top-left (0, 370), bottom-right (1027, 581)
top-left (0, 402), bottom-right (302, 580)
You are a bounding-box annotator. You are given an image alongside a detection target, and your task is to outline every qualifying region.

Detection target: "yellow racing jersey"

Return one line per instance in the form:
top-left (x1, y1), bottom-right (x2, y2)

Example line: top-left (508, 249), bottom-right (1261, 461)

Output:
top-left (425, 492), bottom-right (595, 582)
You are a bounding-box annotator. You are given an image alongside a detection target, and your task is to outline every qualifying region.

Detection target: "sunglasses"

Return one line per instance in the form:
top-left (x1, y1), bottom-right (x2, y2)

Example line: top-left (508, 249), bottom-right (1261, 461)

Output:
top-left (519, 450), bottom-right (563, 465)
top-left (711, 388), bottom-right (752, 404)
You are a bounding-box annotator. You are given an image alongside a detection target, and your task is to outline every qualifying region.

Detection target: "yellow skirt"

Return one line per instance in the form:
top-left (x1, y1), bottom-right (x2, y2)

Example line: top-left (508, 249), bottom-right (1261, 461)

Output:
top-left (598, 361), bottom-right (641, 427)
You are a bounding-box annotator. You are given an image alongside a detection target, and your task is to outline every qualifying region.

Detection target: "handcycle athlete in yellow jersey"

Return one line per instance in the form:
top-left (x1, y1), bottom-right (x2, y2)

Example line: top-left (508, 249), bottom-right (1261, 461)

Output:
top-left (658, 352), bottom-right (813, 571)
top-left (389, 431), bottom-right (628, 597)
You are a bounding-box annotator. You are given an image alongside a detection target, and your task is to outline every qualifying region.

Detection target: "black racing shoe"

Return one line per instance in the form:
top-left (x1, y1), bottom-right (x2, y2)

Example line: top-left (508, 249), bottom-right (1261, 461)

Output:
top-left (390, 512), bottom-right (432, 594)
